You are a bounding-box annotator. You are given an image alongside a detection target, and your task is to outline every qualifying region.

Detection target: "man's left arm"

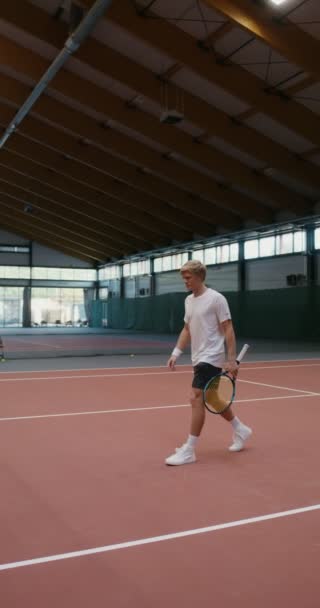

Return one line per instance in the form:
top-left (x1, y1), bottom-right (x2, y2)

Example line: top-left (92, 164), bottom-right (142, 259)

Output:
top-left (220, 319), bottom-right (238, 377)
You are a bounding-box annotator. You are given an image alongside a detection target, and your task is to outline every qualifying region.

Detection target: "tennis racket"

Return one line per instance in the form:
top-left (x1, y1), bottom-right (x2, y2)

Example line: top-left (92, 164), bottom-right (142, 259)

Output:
top-left (203, 344), bottom-right (250, 414)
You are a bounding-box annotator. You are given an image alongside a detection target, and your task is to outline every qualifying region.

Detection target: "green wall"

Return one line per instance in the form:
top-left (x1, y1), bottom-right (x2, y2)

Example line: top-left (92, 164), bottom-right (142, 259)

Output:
top-left (103, 287), bottom-right (320, 340)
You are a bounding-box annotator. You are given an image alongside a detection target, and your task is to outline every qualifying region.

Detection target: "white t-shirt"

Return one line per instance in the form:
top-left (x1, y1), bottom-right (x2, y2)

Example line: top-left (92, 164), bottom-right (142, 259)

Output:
top-left (184, 287), bottom-right (231, 367)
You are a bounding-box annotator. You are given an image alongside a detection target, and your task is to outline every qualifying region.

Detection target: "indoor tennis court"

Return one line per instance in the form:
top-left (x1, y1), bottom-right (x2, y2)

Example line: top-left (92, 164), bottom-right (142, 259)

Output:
top-left (0, 351), bottom-right (319, 606)
top-left (0, 0), bottom-right (320, 606)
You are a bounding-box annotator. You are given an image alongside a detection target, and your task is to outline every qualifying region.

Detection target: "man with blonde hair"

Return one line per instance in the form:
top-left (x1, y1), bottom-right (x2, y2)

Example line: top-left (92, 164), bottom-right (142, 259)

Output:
top-left (166, 259), bottom-right (252, 466)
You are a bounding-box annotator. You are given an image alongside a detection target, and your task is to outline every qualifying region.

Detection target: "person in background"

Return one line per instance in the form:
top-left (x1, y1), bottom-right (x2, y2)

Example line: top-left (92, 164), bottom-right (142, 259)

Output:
top-left (166, 260), bottom-right (252, 466)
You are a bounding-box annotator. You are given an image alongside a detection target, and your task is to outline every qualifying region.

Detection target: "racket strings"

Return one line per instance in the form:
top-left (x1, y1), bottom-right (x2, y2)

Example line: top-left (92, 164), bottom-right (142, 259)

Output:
top-left (204, 375), bottom-right (234, 413)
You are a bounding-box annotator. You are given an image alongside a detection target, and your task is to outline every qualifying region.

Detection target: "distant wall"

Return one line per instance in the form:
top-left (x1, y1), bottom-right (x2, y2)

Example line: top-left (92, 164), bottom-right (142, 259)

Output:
top-left (0, 229), bottom-right (93, 268)
top-left (105, 287), bottom-right (320, 340)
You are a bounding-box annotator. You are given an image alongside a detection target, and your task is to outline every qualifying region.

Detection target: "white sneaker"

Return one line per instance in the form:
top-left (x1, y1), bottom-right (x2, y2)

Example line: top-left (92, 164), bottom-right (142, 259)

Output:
top-left (229, 425), bottom-right (252, 452)
top-left (166, 444), bottom-right (196, 466)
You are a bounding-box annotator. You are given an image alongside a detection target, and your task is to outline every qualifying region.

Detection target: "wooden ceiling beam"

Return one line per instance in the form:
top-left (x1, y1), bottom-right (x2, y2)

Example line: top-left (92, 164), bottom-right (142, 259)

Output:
top-left (0, 39), bottom-right (310, 215)
top-left (0, 206), bottom-right (108, 262)
top-left (0, 196), bottom-right (117, 258)
top-left (202, 0), bottom-right (320, 81)
top-left (0, 77), bottom-right (275, 223)
top-left (160, 62), bottom-right (183, 81)
top-left (284, 76), bottom-right (317, 97)
top-left (0, 152), bottom-right (212, 237)
top-left (3, 143), bottom-right (241, 234)
top-left (200, 21), bottom-right (234, 48)
top-left (101, 0), bottom-right (320, 146)
top-left (0, 111), bottom-right (265, 229)
top-left (0, 168), bottom-right (192, 243)
top-left (0, 176), bottom-right (160, 251)
top-left (0, 155), bottom-right (205, 239)
top-left (0, 3), bottom-right (318, 192)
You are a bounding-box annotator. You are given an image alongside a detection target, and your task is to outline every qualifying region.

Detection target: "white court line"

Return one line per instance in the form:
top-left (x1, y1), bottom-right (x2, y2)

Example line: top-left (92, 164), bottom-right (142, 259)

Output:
top-left (0, 371), bottom-right (191, 382)
top-left (1, 363), bottom-right (320, 383)
top-left (0, 392), bottom-right (318, 423)
top-left (0, 360), bottom-right (319, 376)
top-left (8, 339), bottom-right (63, 349)
top-left (238, 378), bottom-right (319, 396)
top-left (0, 503), bottom-right (319, 572)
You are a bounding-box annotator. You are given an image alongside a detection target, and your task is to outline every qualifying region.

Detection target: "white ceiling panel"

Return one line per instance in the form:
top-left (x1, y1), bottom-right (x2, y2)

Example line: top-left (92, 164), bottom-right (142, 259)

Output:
top-left (219, 35), bottom-right (302, 88)
top-left (111, 120), bottom-right (170, 155)
top-left (68, 57), bottom-right (137, 101)
top-left (176, 2), bottom-right (225, 39)
top-left (173, 151), bottom-right (224, 182)
top-left (173, 67), bottom-right (250, 115)
top-left (289, 0), bottom-right (320, 40)
top-left (263, 168), bottom-right (319, 200)
top-left (245, 112), bottom-right (314, 154)
top-left (177, 120), bottom-right (204, 138)
top-left (294, 81), bottom-right (320, 116)
top-left (0, 17), bottom-right (57, 61)
top-left (206, 135), bottom-right (265, 170)
top-left (215, 26), bottom-right (253, 58)
top-left (144, 0), bottom-right (197, 21)
top-left (93, 19), bottom-right (173, 74)
top-left (29, 0), bottom-right (60, 12)
top-left (279, 71), bottom-right (311, 91)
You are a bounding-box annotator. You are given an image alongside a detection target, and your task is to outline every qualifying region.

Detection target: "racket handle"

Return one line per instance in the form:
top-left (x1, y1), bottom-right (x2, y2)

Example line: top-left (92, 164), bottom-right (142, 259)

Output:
top-left (236, 343), bottom-right (250, 364)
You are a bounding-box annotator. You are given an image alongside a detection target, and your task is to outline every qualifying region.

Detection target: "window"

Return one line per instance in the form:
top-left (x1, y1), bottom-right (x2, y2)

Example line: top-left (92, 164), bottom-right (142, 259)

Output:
top-left (259, 236), bottom-right (275, 257)
top-left (122, 260), bottom-right (150, 277)
top-left (315, 227), bottom-right (320, 250)
top-left (99, 288), bottom-right (109, 300)
top-left (276, 233), bottom-right (293, 255)
top-left (162, 256), bottom-right (172, 271)
top-left (202, 243), bottom-right (239, 265)
top-left (0, 245), bottom-right (29, 253)
top-left (293, 231), bottom-right (306, 253)
top-left (217, 245), bottom-right (230, 263)
top-left (192, 250), bottom-right (204, 263)
top-left (99, 265), bottom-right (120, 281)
top-left (0, 266), bottom-right (31, 279)
top-left (244, 239), bottom-right (259, 259)
top-left (230, 243), bottom-right (239, 261)
top-left (32, 267), bottom-right (96, 281)
top-left (137, 260), bottom-right (150, 275)
top-left (0, 286), bottom-right (24, 327)
top-left (204, 246), bottom-right (216, 265)
top-left (153, 252), bottom-right (188, 273)
top-left (31, 287), bottom-right (87, 326)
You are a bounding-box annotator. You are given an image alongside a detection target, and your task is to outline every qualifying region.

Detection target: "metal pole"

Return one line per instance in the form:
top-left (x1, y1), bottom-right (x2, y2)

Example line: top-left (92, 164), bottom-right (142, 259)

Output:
top-left (0, 0), bottom-right (113, 149)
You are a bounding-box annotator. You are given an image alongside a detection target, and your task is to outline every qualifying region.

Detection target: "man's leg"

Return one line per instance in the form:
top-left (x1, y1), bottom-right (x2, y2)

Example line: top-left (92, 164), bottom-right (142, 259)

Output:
top-left (190, 387), bottom-right (206, 436)
top-left (165, 388), bottom-right (204, 465)
top-left (221, 406), bottom-right (252, 451)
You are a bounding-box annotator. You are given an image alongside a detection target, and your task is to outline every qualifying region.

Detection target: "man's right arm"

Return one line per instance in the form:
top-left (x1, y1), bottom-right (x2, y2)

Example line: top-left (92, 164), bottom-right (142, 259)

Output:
top-left (167, 324), bottom-right (190, 370)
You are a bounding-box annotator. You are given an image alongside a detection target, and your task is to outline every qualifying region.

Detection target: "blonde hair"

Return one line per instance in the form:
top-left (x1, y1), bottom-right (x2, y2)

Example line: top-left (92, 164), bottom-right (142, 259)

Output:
top-left (180, 259), bottom-right (206, 280)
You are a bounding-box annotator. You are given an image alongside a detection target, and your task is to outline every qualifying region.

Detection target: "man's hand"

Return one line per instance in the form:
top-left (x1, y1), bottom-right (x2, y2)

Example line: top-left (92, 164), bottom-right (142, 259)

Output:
top-left (167, 355), bottom-right (178, 370)
top-left (223, 360), bottom-right (239, 378)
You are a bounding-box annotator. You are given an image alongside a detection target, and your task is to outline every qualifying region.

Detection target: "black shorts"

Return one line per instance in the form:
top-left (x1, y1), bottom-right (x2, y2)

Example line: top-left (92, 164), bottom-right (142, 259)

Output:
top-left (192, 362), bottom-right (222, 390)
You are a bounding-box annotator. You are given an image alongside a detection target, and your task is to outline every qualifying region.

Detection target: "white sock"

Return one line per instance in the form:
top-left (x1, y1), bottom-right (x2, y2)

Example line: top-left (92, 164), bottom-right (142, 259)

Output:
top-left (186, 434), bottom-right (199, 449)
top-left (231, 417), bottom-right (242, 432)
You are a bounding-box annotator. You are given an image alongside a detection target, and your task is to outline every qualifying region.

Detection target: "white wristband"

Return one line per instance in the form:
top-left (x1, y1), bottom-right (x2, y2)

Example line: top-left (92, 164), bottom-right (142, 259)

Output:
top-left (172, 347), bottom-right (183, 358)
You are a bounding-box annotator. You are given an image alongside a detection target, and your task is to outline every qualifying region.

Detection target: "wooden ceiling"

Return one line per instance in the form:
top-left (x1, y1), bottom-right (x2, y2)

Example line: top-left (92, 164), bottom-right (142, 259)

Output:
top-left (0, 0), bottom-right (319, 264)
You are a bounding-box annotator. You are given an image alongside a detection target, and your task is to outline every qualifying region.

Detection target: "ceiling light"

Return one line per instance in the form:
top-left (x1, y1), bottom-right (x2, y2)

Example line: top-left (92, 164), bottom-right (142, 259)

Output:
top-left (269, 0), bottom-right (287, 5)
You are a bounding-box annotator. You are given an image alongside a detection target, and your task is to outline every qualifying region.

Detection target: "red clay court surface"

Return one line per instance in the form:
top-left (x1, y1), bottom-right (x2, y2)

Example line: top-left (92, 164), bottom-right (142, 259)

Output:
top-left (0, 359), bottom-right (319, 607)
